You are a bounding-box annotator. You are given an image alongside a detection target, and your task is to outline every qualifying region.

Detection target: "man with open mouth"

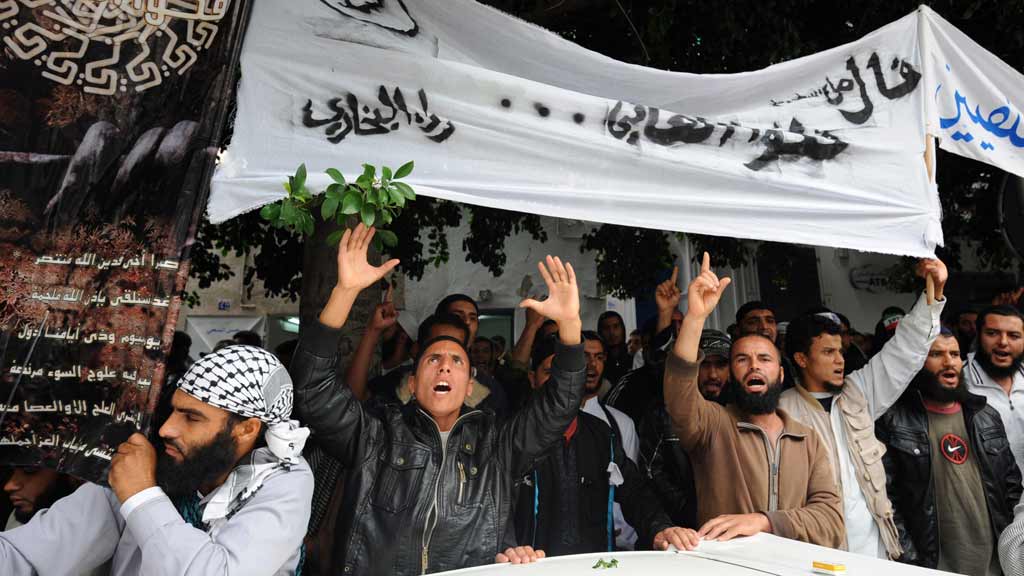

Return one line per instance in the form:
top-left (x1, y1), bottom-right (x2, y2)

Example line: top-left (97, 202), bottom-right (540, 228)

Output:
top-left (289, 224), bottom-right (588, 575)
top-left (877, 327), bottom-right (1021, 574)
top-left (779, 259), bottom-right (947, 561)
top-left (964, 304), bottom-right (1024, 474)
top-left (662, 252), bottom-right (843, 548)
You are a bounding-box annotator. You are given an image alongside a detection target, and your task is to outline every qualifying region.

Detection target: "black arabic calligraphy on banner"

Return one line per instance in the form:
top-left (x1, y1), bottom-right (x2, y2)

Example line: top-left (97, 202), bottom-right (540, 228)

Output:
top-left (604, 51), bottom-right (920, 170)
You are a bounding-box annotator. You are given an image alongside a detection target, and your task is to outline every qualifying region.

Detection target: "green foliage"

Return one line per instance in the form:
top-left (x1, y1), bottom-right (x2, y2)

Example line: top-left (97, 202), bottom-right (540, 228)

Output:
top-left (260, 161), bottom-right (416, 253)
top-left (580, 224), bottom-right (674, 298)
top-left (462, 206), bottom-right (548, 276)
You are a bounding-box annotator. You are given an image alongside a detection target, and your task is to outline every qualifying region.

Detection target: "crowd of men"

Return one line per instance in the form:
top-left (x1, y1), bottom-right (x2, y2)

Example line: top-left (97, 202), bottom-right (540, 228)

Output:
top-left (1, 224), bottom-right (1024, 576)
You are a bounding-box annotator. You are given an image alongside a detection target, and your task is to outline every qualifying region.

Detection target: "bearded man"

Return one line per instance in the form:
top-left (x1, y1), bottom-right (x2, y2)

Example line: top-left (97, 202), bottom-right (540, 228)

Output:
top-left (0, 346), bottom-right (314, 575)
top-left (877, 328), bottom-right (1022, 574)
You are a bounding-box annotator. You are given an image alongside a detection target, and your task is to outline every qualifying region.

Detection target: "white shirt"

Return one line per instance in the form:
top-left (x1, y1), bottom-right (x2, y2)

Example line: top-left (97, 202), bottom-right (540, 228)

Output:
top-left (828, 395), bottom-right (886, 558)
top-left (965, 353), bottom-right (1024, 473)
top-left (583, 396), bottom-right (640, 550)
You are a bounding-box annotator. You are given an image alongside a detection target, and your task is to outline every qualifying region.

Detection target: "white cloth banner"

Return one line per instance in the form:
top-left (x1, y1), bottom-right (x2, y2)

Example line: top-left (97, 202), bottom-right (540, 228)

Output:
top-left (921, 7), bottom-right (1024, 177)
top-left (209, 2), bottom-right (1021, 257)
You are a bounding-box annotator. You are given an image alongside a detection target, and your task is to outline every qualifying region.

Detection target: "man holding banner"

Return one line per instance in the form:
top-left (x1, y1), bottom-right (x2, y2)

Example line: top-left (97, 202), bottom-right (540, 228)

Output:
top-left (0, 347), bottom-right (313, 575)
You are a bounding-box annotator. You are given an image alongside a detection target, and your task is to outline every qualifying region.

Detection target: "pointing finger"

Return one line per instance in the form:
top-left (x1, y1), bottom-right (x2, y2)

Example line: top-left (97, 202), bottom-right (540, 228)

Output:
top-left (701, 252), bottom-right (710, 274)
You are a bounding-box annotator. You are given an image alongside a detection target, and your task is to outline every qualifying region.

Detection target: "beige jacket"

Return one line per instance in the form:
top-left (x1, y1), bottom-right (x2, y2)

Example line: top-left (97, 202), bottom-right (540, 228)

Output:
top-left (778, 291), bottom-right (943, 559)
top-left (664, 350), bottom-right (844, 548)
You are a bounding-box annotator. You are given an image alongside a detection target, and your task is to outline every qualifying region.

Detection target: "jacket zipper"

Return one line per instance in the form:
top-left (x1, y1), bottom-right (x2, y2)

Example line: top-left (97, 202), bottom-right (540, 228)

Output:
top-left (457, 461), bottom-right (466, 504)
top-left (419, 409), bottom-right (479, 575)
top-left (739, 422), bottom-right (782, 512)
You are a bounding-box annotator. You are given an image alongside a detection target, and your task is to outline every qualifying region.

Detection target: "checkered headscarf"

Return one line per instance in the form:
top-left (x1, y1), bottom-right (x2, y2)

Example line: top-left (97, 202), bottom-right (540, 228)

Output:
top-left (177, 345), bottom-right (309, 524)
top-left (179, 345), bottom-right (293, 425)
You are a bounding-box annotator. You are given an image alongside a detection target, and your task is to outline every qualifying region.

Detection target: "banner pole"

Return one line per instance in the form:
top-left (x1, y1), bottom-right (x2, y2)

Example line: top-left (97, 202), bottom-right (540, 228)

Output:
top-left (924, 136), bottom-right (936, 305)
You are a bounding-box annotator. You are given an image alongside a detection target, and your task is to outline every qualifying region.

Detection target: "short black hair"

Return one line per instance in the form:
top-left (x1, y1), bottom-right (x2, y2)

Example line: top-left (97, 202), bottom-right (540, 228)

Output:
top-left (233, 330), bottom-right (262, 348)
top-left (736, 301), bottom-right (776, 325)
top-left (732, 332), bottom-right (782, 359)
top-left (531, 333), bottom-right (560, 370)
top-left (582, 330), bottom-right (606, 354)
top-left (598, 311), bottom-right (624, 329)
top-left (435, 294), bottom-right (479, 316)
top-left (417, 313), bottom-right (470, 347)
top-left (472, 336), bottom-right (494, 352)
top-left (834, 312), bottom-right (851, 331)
top-left (976, 304), bottom-right (1024, 337)
top-left (785, 313), bottom-right (842, 365)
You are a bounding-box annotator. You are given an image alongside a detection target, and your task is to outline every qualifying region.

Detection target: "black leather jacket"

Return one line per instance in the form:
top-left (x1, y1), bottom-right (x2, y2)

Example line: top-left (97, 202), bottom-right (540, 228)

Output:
top-left (637, 405), bottom-right (698, 529)
top-left (291, 320), bottom-right (585, 575)
top-left (876, 389), bottom-right (1023, 568)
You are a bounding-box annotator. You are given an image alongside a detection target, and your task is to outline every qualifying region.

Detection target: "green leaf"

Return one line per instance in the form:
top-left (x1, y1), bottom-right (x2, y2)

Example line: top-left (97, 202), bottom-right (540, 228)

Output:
top-left (394, 160), bottom-right (414, 179)
top-left (355, 174), bottom-right (372, 191)
top-left (387, 186), bottom-right (406, 207)
top-left (325, 168), bottom-right (346, 185)
top-left (364, 187), bottom-right (377, 206)
top-left (325, 183), bottom-right (344, 201)
top-left (341, 191), bottom-right (362, 214)
top-left (380, 210), bottom-right (393, 225)
top-left (280, 200), bottom-right (297, 224)
top-left (372, 236), bottom-right (383, 253)
top-left (360, 204), bottom-right (376, 227)
top-left (294, 164), bottom-right (307, 195)
top-left (382, 166), bottom-right (393, 181)
top-left (392, 181), bottom-right (416, 200)
top-left (321, 197), bottom-right (339, 220)
top-left (377, 229), bottom-right (398, 247)
top-left (326, 229), bottom-right (345, 246)
top-left (302, 214), bottom-right (315, 236)
top-left (282, 181), bottom-right (291, 194)
top-left (361, 164), bottom-right (375, 182)
top-left (259, 203), bottom-right (281, 221)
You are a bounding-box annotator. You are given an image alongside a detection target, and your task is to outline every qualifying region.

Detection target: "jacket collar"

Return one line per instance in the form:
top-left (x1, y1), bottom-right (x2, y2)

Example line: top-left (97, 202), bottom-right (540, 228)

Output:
top-left (898, 386), bottom-right (988, 414)
top-left (792, 380), bottom-right (831, 413)
top-left (727, 405), bottom-right (808, 439)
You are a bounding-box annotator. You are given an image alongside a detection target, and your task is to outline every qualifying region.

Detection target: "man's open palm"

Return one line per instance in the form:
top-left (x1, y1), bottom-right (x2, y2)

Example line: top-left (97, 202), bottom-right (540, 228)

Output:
top-left (336, 224), bottom-right (400, 292)
top-left (519, 256), bottom-right (579, 326)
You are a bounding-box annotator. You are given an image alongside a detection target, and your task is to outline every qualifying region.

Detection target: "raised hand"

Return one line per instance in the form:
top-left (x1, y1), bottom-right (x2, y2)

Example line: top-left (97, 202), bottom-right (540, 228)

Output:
top-left (335, 223), bottom-right (400, 293)
top-left (108, 433), bottom-right (157, 503)
top-left (656, 266), bottom-right (682, 314)
top-left (320, 224), bottom-right (400, 329)
top-left (519, 256), bottom-right (581, 344)
top-left (368, 302), bottom-right (398, 333)
top-left (687, 253), bottom-right (731, 321)
top-left (915, 258), bottom-right (948, 301)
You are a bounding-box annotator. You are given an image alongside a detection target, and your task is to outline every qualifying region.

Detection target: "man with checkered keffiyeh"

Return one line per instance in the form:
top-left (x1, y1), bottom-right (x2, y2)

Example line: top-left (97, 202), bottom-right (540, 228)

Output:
top-left (0, 346), bottom-right (314, 575)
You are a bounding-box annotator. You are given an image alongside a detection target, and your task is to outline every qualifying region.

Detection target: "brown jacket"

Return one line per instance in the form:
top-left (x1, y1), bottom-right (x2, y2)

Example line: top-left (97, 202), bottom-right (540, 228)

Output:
top-left (663, 350), bottom-right (844, 548)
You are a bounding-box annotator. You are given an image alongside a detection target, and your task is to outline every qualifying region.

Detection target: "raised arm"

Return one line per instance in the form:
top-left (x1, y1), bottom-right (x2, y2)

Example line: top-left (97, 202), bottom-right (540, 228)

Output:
top-left (345, 294), bottom-right (397, 401)
top-left (292, 224), bottom-right (399, 464)
top-left (509, 305), bottom-right (546, 371)
top-left (502, 256), bottom-right (586, 476)
top-left (664, 254), bottom-right (732, 452)
top-left (848, 258), bottom-right (947, 419)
